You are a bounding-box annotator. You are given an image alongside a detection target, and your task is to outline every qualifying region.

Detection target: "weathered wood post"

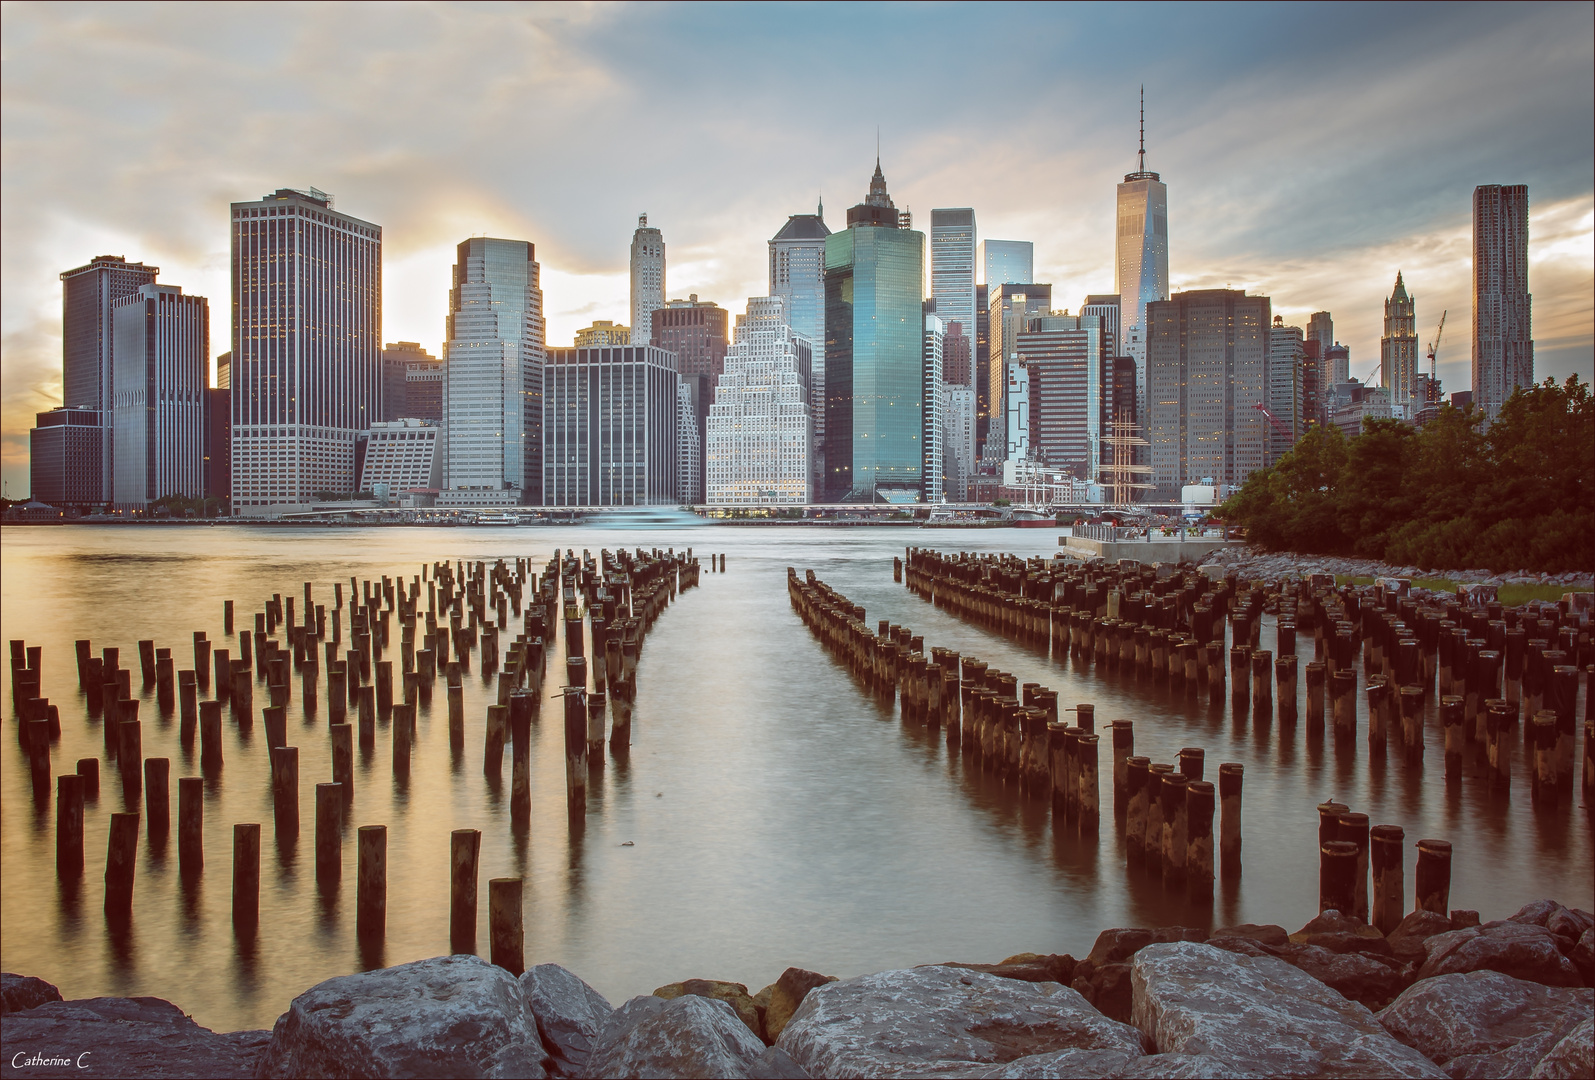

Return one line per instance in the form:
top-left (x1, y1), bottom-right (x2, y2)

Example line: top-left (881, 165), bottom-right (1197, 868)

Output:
top-left (358, 685), bottom-right (375, 748)
top-left (178, 776), bottom-right (203, 876)
top-left (232, 823), bottom-right (260, 928)
top-left (1111, 720), bottom-right (1134, 813)
top-left (179, 671), bottom-right (198, 742)
top-left (1305, 660), bottom-right (1326, 730)
top-left (316, 783), bottom-right (342, 881)
top-left (451, 829), bottom-right (482, 955)
top-left (564, 687), bottom-right (588, 814)
top-left (263, 706), bottom-right (287, 750)
top-left (1144, 764), bottom-right (1172, 868)
top-left (357, 825), bottom-right (387, 937)
top-left (77, 758), bottom-right (100, 800)
top-left (1319, 840), bottom-right (1359, 915)
top-left (1276, 654), bottom-right (1298, 723)
top-left (1186, 780), bottom-right (1216, 901)
top-left (331, 723), bottom-right (353, 798)
top-left (57, 773), bottom-right (85, 878)
top-left (1331, 670), bottom-right (1358, 739)
top-left (392, 704), bottom-right (413, 776)
top-left (144, 757), bottom-right (171, 838)
top-left (104, 812), bottom-right (140, 915)
top-left (271, 746), bottom-right (299, 838)
top-left (1078, 732), bottom-right (1100, 831)
top-left (1338, 811), bottom-right (1370, 921)
top-left (1219, 762), bottom-right (1243, 875)
top-left (484, 704), bottom-right (507, 775)
top-left (489, 878), bottom-right (525, 975)
top-left (1178, 747), bottom-right (1205, 782)
top-left (1371, 824), bottom-right (1404, 935)
top-left (509, 691), bottom-right (533, 824)
top-left (1161, 771), bottom-right (1189, 886)
top-left (1415, 838), bottom-right (1451, 915)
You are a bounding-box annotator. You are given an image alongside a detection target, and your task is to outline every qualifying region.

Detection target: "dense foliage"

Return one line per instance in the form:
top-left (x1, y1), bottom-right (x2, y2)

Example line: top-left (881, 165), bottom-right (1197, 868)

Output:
top-left (1218, 376), bottom-right (1593, 573)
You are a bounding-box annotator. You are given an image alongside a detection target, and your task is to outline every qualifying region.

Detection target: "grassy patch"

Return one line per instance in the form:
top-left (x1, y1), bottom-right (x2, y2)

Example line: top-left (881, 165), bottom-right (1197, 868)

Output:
top-left (1332, 575), bottom-right (1589, 607)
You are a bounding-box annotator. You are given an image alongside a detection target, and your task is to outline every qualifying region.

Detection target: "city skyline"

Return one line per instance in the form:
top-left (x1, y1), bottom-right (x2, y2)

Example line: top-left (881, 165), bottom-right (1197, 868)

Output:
top-left (2, 3), bottom-right (1592, 496)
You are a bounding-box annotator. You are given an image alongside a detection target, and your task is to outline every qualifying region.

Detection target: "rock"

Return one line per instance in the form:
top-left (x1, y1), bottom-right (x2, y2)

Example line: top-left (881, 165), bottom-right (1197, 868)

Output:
top-left (1387, 911), bottom-right (1456, 965)
top-left (0, 996), bottom-right (269, 1078)
top-left (655, 979), bottom-right (763, 1040)
top-left (1207, 940), bottom-right (1413, 1010)
top-left (1213, 924), bottom-right (1290, 948)
top-left (1572, 929), bottom-right (1595, 986)
top-left (519, 963), bottom-right (612, 1075)
top-left (942, 954), bottom-right (1076, 987)
top-left (1086, 927), bottom-right (1207, 967)
top-left (1292, 911), bottom-right (1393, 957)
top-left (257, 954), bottom-right (550, 1078)
top-left (761, 968), bottom-right (836, 1047)
top-left (1130, 942), bottom-right (1445, 1078)
top-left (1418, 922), bottom-right (1584, 988)
top-left (1, 973), bottom-right (63, 1014)
top-left (1449, 910), bottom-right (1481, 929)
top-left (1530, 1017), bottom-right (1593, 1080)
top-left (749, 1045), bottom-right (811, 1079)
top-left (587, 994), bottom-right (768, 1079)
top-left (1071, 962), bottom-right (1136, 1024)
top-left (1108, 1054), bottom-right (1255, 1078)
top-left (1509, 901), bottom-right (1594, 953)
top-left (1377, 970), bottom-right (1594, 1079)
top-left (777, 965), bottom-right (1147, 1078)
top-left (966, 1047), bottom-right (1142, 1078)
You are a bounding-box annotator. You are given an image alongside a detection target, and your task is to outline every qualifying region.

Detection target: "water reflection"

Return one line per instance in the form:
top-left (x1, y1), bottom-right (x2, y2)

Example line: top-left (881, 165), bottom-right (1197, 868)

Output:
top-left (2, 524), bottom-right (1590, 1034)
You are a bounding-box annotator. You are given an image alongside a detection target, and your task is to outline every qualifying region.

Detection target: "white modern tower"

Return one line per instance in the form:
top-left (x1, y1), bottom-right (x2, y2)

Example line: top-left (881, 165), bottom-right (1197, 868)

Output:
top-left (230, 187), bottom-right (381, 515)
top-left (440, 237), bottom-right (545, 506)
top-left (931, 209), bottom-right (977, 351)
top-left (705, 296), bottom-right (812, 504)
top-left (112, 283), bottom-right (208, 509)
top-left (1115, 90), bottom-right (1169, 428)
top-left (769, 203), bottom-right (830, 495)
top-left (630, 214), bottom-right (666, 346)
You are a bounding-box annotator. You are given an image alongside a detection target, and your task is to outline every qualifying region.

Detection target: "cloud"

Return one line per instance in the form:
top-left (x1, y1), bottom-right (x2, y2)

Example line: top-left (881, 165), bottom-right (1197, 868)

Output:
top-left (3, 1), bottom-right (1591, 495)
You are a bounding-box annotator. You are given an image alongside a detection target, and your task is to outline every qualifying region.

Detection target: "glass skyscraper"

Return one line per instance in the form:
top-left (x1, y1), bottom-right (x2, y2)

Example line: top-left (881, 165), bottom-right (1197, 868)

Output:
top-left (982, 240), bottom-right (1033, 288)
top-left (113, 283), bottom-right (209, 509)
top-left (770, 205), bottom-right (830, 495)
top-left (1472, 184), bottom-right (1533, 420)
top-left (230, 188), bottom-right (381, 514)
top-left (824, 160), bottom-right (926, 503)
top-left (441, 238), bottom-right (544, 506)
top-left (1116, 111), bottom-right (1169, 429)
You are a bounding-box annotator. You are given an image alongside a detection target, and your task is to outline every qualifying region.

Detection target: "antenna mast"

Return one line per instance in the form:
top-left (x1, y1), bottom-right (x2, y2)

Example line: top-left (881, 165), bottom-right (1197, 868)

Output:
top-left (1139, 85), bottom-right (1146, 173)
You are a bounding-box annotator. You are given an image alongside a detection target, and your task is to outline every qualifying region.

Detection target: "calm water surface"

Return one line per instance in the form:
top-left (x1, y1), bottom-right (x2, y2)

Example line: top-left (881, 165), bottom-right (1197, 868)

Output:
top-left (2, 523), bottom-right (1590, 1032)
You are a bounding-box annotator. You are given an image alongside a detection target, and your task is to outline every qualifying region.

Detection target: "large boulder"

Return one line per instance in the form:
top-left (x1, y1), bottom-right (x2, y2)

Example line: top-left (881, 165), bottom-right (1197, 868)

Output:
top-left (1, 973), bottom-right (63, 1014)
top-left (1507, 900), bottom-right (1593, 941)
top-left (1291, 911), bottom-right (1393, 957)
top-left (1572, 929), bottom-right (1595, 987)
top-left (0, 996), bottom-right (268, 1078)
top-left (518, 964), bottom-right (612, 1076)
top-left (585, 994), bottom-right (770, 1079)
top-left (1417, 922), bottom-right (1584, 988)
top-left (1212, 924), bottom-right (1290, 948)
top-left (776, 965), bottom-right (1147, 1078)
top-left (1206, 938), bottom-right (1414, 1011)
top-left (655, 979), bottom-right (764, 1040)
top-left (1386, 912), bottom-right (1457, 965)
top-left (1376, 969), bottom-right (1592, 1079)
top-left (1130, 941), bottom-right (1445, 1078)
top-left (1086, 927), bottom-right (1207, 967)
top-left (760, 969), bottom-right (837, 1046)
top-left (256, 954), bottom-right (550, 1078)
top-left (1072, 929), bottom-right (1206, 1024)
top-left (941, 953), bottom-right (1076, 986)
top-left (1530, 1017), bottom-right (1593, 1080)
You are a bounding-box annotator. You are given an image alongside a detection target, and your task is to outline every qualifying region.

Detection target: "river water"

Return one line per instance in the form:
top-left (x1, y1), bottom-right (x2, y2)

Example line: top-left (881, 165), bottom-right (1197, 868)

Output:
top-left (2, 523), bottom-right (1590, 1033)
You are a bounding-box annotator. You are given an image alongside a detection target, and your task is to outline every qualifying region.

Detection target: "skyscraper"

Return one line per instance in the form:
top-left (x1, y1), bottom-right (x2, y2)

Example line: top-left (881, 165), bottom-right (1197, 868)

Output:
top-left (30, 407), bottom-right (107, 509)
top-left (58, 254), bottom-right (160, 502)
top-left (987, 284), bottom-right (1051, 460)
top-left (1146, 289), bottom-right (1271, 498)
top-left (1017, 313), bottom-right (1103, 477)
top-left (440, 237), bottom-right (545, 506)
top-left (230, 188), bottom-right (381, 514)
top-left (824, 159), bottom-right (926, 503)
top-left (1472, 184), bottom-right (1533, 419)
top-left (652, 294), bottom-right (728, 501)
top-left (630, 214), bottom-right (665, 346)
top-left (575, 321), bottom-right (631, 348)
top-left (770, 205), bottom-right (830, 497)
top-left (705, 296), bottom-right (812, 504)
top-left (543, 345), bottom-right (679, 506)
top-left (1115, 93), bottom-right (1170, 429)
top-left (923, 308), bottom-right (944, 504)
top-left (975, 284), bottom-right (991, 455)
top-left (1268, 317), bottom-right (1305, 463)
top-left (381, 342), bottom-right (439, 421)
top-left (982, 240), bottom-right (1034, 288)
top-left (931, 209), bottom-right (977, 353)
top-left (112, 283), bottom-right (208, 509)
top-left (1381, 273), bottom-right (1420, 419)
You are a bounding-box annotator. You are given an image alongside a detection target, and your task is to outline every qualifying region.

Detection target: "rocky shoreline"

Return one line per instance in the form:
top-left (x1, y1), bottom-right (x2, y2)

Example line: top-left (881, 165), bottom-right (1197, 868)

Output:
top-left (4, 899), bottom-right (1591, 1079)
top-left (1198, 545), bottom-right (1593, 590)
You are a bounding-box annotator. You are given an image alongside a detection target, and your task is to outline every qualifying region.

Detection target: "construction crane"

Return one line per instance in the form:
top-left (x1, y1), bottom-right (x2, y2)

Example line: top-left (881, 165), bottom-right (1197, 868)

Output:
top-left (1253, 401), bottom-right (1294, 441)
top-left (1426, 310), bottom-right (1447, 380)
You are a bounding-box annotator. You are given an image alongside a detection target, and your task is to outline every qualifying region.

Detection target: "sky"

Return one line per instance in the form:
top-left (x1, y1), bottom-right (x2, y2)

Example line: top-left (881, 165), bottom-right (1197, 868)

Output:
top-left (2, 1), bottom-right (1592, 497)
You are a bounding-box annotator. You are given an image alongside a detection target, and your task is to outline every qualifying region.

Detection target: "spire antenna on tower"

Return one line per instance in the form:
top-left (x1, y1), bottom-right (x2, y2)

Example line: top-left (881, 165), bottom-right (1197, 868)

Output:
top-left (1139, 85), bottom-right (1146, 173)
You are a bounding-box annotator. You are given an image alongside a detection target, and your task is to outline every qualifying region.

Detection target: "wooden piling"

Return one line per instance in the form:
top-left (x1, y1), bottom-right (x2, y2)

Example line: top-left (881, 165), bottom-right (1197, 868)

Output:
top-left (77, 758), bottom-right (99, 800)
top-left (1178, 747), bottom-right (1205, 782)
top-left (178, 776), bottom-right (203, 875)
top-left (331, 723), bottom-right (353, 798)
top-left (271, 746), bottom-right (299, 838)
top-left (509, 691), bottom-right (533, 823)
top-left (315, 783), bottom-right (342, 880)
top-left (1186, 780), bottom-right (1215, 901)
top-left (263, 705), bottom-right (287, 750)
top-left (357, 825), bottom-right (386, 937)
top-left (232, 823), bottom-right (260, 927)
top-left (1305, 661), bottom-right (1326, 728)
top-left (1319, 840), bottom-right (1359, 915)
top-left (199, 700), bottom-right (223, 769)
top-left (392, 704), bottom-right (413, 775)
top-left (484, 704), bottom-right (507, 774)
top-left (179, 671), bottom-right (198, 742)
top-left (144, 758), bottom-right (171, 837)
top-left (1415, 838), bottom-right (1452, 915)
top-left (1338, 811), bottom-right (1370, 921)
top-left (358, 685), bottom-right (375, 747)
top-left (1145, 764), bottom-right (1172, 867)
top-left (1078, 732), bottom-right (1100, 830)
top-left (489, 878), bottom-right (524, 975)
top-left (104, 812), bottom-right (140, 914)
top-left (451, 829), bottom-right (481, 955)
top-left (1110, 720), bottom-right (1134, 811)
top-left (1370, 824), bottom-right (1404, 935)
top-left (1219, 762), bottom-right (1243, 873)
top-left (1126, 756), bottom-right (1150, 856)
top-left (1161, 771), bottom-right (1189, 885)
top-left (563, 687), bottom-right (588, 814)
top-left (57, 773), bottom-right (85, 878)
top-left (1331, 670), bottom-right (1358, 738)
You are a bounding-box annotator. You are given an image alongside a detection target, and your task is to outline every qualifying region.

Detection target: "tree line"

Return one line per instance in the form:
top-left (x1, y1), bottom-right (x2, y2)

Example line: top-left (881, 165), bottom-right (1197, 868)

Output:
top-left (1218, 375), bottom-right (1593, 574)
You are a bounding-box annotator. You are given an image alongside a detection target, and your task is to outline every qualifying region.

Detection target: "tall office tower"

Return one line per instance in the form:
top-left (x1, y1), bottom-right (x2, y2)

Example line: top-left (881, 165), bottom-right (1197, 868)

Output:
top-left (1300, 339), bottom-right (1323, 428)
top-left (1004, 361), bottom-right (1030, 461)
top-left (1146, 289), bottom-right (1271, 498)
top-left (1472, 184), bottom-right (1533, 419)
top-left (230, 188), bottom-right (380, 514)
top-left (208, 351), bottom-right (230, 504)
top-left (1116, 93), bottom-right (1169, 428)
top-left (987, 284), bottom-right (1052, 460)
top-left (1325, 343), bottom-right (1350, 386)
top-left (58, 254), bottom-right (160, 502)
top-left (30, 407), bottom-right (107, 508)
top-left (630, 214), bottom-right (666, 346)
top-left (941, 383), bottom-right (975, 502)
top-left (405, 363), bottom-right (444, 422)
top-left (770, 204), bottom-right (831, 496)
top-left (652, 295), bottom-right (728, 500)
top-left (677, 383), bottom-right (701, 504)
top-left (1080, 294), bottom-right (1122, 363)
top-left (1306, 311), bottom-right (1334, 395)
top-left (543, 345), bottom-right (680, 506)
top-left (1267, 317), bottom-right (1305, 463)
top-left (381, 342), bottom-right (437, 421)
top-left (943, 323), bottom-right (972, 385)
top-left (930, 210), bottom-right (977, 361)
top-left (974, 284), bottom-right (991, 454)
top-left (1380, 273), bottom-right (1421, 419)
top-left (440, 237), bottom-right (545, 507)
top-left (112, 283), bottom-right (208, 509)
top-left (823, 159), bottom-right (926, 503)
top-left (575, 321), bottom-right (631, 347)
top-left (982, 240), bottom-right (1034, 288)
top-left (922, 309), bottom-right (945, 504)
top-left (705, 296), bottom-right (813, 504)
top-left (1017, 313), bottom-right (1103, 477)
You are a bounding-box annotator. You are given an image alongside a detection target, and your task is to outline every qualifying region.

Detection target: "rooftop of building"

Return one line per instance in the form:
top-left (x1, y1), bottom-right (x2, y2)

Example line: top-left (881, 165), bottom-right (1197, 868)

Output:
top-left (773, 211), bottom-right (831, 242)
